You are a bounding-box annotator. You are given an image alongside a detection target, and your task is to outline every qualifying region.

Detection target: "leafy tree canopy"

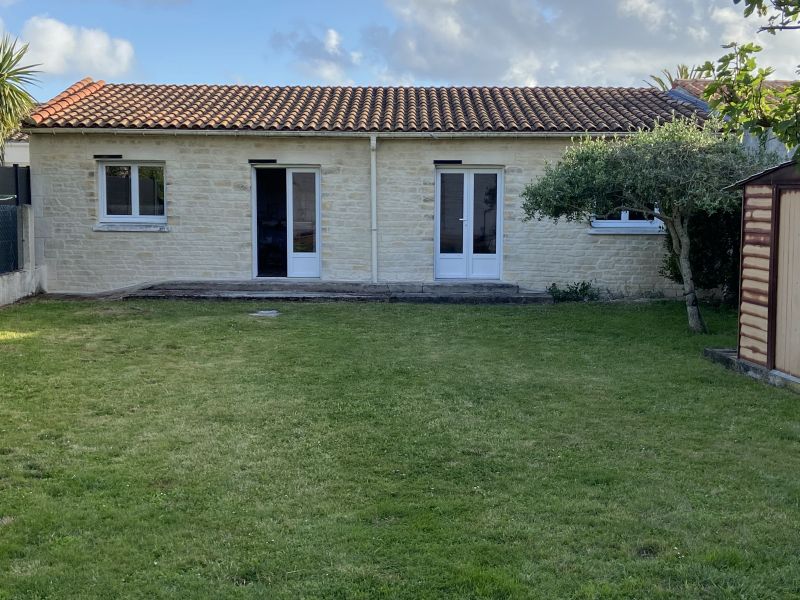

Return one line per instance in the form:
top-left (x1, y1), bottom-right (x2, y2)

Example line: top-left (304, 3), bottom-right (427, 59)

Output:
top-left (701, 1), bottom-right (799, 154)
top-left (521, 117), bottom-right (779, 332)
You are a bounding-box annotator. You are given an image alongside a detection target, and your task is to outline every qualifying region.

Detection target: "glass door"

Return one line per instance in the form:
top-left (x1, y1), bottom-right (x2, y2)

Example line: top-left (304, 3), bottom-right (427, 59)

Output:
top-left (468, 170), bottom-right (500, 279)
top-left (435, 168), bottom-right (502, 279)
top-left (435, 171), bottom-right (467, 278)
top-left (286, 169), bottom-right (320, 278)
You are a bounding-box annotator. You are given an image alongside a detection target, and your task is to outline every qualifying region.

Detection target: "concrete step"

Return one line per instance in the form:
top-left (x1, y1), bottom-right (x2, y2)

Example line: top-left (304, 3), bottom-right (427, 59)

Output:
top-left (141, 280), bottom-right (522, 295)
top-left (50, 280), bottom-right (553, 304)
top-left (123, 285), bottom-right (552, 304)
top-left (142, 280), bottom-right (387, 294)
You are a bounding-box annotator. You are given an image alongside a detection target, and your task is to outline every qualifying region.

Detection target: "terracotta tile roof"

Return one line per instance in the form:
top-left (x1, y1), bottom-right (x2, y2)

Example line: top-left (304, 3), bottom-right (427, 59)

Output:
top-left (672, 78), bottom-right (794, 99)
top-left (27, 77), bottom-right (705, 134)
top-left (7, 131), bottom-right (28, 142)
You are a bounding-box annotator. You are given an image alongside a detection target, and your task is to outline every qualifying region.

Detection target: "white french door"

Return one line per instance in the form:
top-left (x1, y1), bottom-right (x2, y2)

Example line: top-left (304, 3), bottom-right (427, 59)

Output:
top-left (435, 168), bottom-right (503, 279)
top-left (253, 167), bottom-right (320, 278)
top-left (286, 168), bottom-right (320, 278)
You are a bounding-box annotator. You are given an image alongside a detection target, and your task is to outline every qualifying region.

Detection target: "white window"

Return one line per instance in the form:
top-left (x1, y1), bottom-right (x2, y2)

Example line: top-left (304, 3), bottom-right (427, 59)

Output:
top-left (99, 163), bottom-right (165, 223)
top-left (591, 207), bottom-right (664, 233)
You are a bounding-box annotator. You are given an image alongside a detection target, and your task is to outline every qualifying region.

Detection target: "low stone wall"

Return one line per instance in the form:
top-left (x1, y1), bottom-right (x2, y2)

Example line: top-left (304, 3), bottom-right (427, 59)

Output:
top-left (0, 205), bottom-right (45, 306)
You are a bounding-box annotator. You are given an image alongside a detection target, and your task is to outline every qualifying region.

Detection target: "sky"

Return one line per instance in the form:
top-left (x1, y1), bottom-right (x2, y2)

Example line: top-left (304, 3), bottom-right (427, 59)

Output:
top-left (0, 0), bottom-right (798, 102)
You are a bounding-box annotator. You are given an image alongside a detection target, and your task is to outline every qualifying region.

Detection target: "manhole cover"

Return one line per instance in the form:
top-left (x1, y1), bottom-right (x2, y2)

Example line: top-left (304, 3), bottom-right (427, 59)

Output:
top-left (250, 309), bottom-right (280, 318)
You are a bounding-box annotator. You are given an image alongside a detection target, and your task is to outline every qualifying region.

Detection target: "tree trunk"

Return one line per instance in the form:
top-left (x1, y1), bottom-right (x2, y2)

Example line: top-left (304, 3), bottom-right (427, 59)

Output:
top-left (667, 214), bottom-right (708, 334)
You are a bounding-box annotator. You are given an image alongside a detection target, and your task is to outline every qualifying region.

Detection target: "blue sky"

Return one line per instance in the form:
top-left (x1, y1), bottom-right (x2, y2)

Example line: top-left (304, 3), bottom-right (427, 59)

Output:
top-left (0, 0), bottom-right (797, 102)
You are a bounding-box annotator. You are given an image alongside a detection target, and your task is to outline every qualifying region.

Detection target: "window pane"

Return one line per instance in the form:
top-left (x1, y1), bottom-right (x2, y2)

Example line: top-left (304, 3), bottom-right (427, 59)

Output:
top-left (138, 166), bottom-right (165, 216)
top-left (440, 173), bottom-right (464, 253)
top-left (473, 173), bottom-right (497, 254)
top-left (105, 165), bottom-right (131, 215)
top-left (627, 210), bottom-right (652, 221)
top-left (292, 172), bottom-right (316, 253)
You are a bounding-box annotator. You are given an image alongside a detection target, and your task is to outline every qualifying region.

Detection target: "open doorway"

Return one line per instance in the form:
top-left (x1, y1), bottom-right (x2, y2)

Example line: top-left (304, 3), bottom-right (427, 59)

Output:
top-left (254, 167), bottom-right (320, 278)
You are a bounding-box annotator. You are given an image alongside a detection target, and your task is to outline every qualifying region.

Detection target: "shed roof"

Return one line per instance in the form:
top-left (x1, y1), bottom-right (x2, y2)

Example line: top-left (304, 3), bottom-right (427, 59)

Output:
top-left (25, 77), bottom-right (706, 135)
top-left (725, 161), bottom-right (799, 190)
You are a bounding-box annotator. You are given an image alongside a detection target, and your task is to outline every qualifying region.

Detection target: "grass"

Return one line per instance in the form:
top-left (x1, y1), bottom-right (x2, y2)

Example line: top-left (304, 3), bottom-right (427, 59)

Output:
top-left (0, 299), bottom-right (798, 599)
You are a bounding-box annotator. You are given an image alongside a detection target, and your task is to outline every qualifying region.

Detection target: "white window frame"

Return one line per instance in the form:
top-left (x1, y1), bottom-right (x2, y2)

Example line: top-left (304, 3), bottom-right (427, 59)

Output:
top-left (98, 162), bottom-right (166, 223)
top-left (434, 166), bottom-right (504, 280)
top-left (249, 164), bottom-right (322, 279)
top-left (590, 207), bottom-right (664, 234)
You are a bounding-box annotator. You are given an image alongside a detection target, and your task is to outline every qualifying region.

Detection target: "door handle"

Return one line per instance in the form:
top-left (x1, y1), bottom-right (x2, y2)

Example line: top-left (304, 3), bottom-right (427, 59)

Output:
top-left (458, 218), bottom-right (465, 221)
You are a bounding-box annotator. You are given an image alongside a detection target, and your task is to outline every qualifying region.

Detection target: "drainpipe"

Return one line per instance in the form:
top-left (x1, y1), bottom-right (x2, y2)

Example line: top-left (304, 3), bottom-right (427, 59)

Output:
top-left (370, 134), bottom-right (378, 283)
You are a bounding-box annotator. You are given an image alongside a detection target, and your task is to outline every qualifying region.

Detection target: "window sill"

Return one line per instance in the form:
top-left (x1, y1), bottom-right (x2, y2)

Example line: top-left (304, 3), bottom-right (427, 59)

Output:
top-left (587, 227), bottom-right (666, 235)
top-left (93, 222), bottom-right (170, 233)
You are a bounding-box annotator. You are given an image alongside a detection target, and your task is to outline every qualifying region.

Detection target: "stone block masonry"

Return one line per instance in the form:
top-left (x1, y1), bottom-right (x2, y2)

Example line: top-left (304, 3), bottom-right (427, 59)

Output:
top-left (31, 132), bottom-right (679, 296)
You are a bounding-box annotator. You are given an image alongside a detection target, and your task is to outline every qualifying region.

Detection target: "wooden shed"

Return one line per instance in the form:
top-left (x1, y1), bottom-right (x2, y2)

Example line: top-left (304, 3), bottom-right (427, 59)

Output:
top-left (734, 161), bottom-right (800, 379)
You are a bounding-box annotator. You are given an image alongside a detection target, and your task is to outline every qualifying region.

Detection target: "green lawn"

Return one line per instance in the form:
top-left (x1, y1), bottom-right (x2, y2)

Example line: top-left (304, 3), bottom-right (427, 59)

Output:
top-left (0, 299), bottom-right (798, 599)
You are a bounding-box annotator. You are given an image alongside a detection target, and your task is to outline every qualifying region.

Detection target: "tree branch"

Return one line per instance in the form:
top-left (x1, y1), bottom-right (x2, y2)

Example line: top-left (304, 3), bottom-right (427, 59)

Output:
top-left (598, 204), bottom-right (673, 222)
top-left (758, 24), bottom-right (800, 30)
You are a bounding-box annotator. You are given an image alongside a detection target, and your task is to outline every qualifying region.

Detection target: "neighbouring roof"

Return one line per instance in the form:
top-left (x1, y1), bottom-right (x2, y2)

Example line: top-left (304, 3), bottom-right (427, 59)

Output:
top-left (7, 131), bottom-right (28, 142)
top-left (672, 78), bottom-right (795, 100)
top-left (25, 77), bottom-right (705, 134)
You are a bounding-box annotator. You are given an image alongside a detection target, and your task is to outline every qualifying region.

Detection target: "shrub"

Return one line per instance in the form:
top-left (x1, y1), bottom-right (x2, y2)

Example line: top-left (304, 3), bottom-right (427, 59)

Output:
top-left (547, 281), bottom-right (601, 303)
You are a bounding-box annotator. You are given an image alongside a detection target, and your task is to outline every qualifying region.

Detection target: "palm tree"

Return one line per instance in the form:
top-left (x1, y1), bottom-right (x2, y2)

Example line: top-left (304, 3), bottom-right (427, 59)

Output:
top-left (0, 35), bottom-right (39, 165)
top-left (646, 64), bottom-right (704, 92)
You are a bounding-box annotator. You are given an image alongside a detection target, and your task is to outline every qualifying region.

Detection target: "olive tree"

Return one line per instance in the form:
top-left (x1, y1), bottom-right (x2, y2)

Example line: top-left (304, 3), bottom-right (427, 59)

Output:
top-left (521, 118), bottom-right (779, 333)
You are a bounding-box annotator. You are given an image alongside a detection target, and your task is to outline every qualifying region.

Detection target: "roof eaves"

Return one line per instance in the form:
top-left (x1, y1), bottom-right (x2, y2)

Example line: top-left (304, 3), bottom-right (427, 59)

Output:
top-left (723, 160), bottom-right (797, 190)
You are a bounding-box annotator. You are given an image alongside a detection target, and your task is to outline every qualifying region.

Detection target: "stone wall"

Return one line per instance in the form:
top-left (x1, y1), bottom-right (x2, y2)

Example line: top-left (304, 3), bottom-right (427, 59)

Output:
top-left (31, 132), bottom-right (679, 295)
top-left (31, 134), bottom-right (371, 292)
top-left (376, 137), bottom-right (678, 295)
top-left (0, 205), bottom-right (45, 305)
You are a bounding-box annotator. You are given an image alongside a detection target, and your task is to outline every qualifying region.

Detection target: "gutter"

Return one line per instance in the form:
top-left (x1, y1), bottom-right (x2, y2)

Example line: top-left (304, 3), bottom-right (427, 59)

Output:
top-left (21, 127), bottom-right (635, 140)
top-left (370, 135), bottom-right (378, 283)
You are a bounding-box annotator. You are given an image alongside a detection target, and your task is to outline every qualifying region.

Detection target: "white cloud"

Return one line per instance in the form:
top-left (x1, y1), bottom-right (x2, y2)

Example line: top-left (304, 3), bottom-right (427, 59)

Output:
top-left (618, 0), bottom-right (669, 31)
top-left (502, 54), bottom-right (540, 87)
top-left (324, 28), bottom-right (341, 55)
top-left (21, 16), bottom-right (134, 77)
top-left (687, 25), bottom-right (709, 42)
top-left (362, 0), bottom-right (799, 86)
top-left (270, 26), bottom-right (360, 84)
top-left (310, 59), bottom-right (353, 84)
top-left (269, 0), bottom-right (798, 86)
top-left (710, 6), bottom-right (799, 78)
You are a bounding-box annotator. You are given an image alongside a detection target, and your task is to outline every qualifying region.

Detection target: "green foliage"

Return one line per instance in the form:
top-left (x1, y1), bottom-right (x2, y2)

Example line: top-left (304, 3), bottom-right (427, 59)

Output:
top-left (660, 208), bottom-right (742, 304)
top-left (521, 118), bottom-right (776, 225)
top-left (0, 35), bottom-right (38, 163)
top-left (701, 2), bottom-right (799, 153)
top-left (734, 0), bottom-right (800, 32)
top-left (647, 64), bottom-right (704, 91)
top-left (547, 281), bottom-right (601, 303)
top-left (521, 118), bottom-right (779, 332)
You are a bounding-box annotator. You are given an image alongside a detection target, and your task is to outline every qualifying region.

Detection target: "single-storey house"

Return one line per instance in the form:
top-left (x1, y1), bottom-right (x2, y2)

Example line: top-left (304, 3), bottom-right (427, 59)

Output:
top-left (25, 77), bottom-right (705, 294)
